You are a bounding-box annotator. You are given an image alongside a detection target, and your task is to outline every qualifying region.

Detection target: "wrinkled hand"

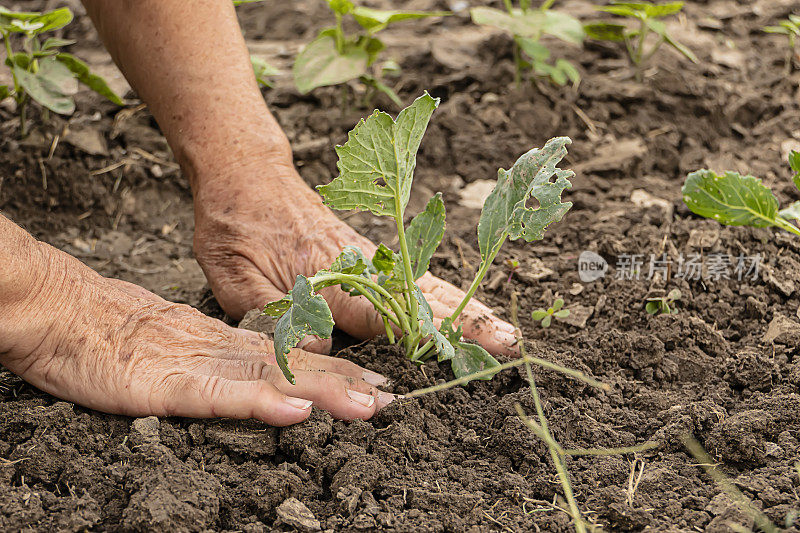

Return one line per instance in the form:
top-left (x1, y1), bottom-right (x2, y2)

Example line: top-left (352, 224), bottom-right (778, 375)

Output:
top-left (193, 163), bottom-right (519, 356)
top-left (0, 243), bottom-right (394, 426)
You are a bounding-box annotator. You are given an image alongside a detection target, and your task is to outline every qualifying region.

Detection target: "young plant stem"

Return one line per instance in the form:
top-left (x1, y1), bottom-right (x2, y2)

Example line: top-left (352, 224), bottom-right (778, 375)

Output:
top-left (334, 12), bottom-right (345, 54)
top-left (502, 0), bottom-right (514, 14)
top-left (310, 272), bottom-right (410, 333)
top-left (540, 0), bottom-right (556, 10)
top-left (450, 234), bottom-right (508, 324)
top-left (511, 292), bottom-right (586, 533)
top-left (394, 202), bottom-right (419, 337)
top-left (776, 216), bottom-right (800, 237)
top-left (634, 19), bottom-right (647, 82)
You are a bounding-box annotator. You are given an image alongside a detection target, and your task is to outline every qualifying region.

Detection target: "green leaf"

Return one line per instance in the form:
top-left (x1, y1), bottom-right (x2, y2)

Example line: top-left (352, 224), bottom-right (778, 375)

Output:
top-left (273, 275), bottom-right (335, 384)
top-left (552, 298), bottom-right (564, 311)
top-left (351, 7), bottom-right (449, 34)
top-left (450, 342), bottom-right (501, 380)
top-left (764, 25), bottom-right (792, 36)
top-left (643, 2), bottom-right (684, 18)
top-left (31, 7), bottom-right (72, 33)
top-left (584, 22), bottom-right (627, 42)
top-left (55, 53), bottom-right (124, 105)
top-left (531, 309), bottom-right (548, 320)
top-left (666, 288), bottom-right (681, 301)
top-left (413, 286), bottom-right (454, 362)
top-left (0, 85), bottom-right (9, 101)
top-left (598, 6), bottom-right (642, 19)
top-left (541, 315), bottom-right (552, 328)
top-left (541, 10), bottom-right (585, 45)
top-left (372, 244), bottom-right (396, 274)
top-left (555, 58), bottom-right (581, 85)
top-left (471, 7), bottom-right (582, 44)
top-left (41, 37), bottom-right (76, 50)
top-left (682, 170), bottom-right (780, 228)
top-left (789, 150), bottom-right (800, 175)
top-left (0, 7), bottom-right (40, 21)
top-left (330, 245), bottom-right (372, 275)
top-left (664, 34), bottom-right (698, 63)
top-left (328, 0), bottom-right (354, 16)
top-left (516, 37), bottom-right (551, 62)
top-left (779, 201), bottom-right (800, 222)
top-left (292, 32), bottom-right (368, 93)
top-left (5, 52), bottom-right (31, 69)
top-left (263, 296), bottom-right (292, 317)
top-left (13, 62), bottom-right (75, 114)
top-left (317, 92), bottom-right (439, 217)
top-left (553, 309), bottom-right (570, 318)
top-left (251, 55), bottom-right (278, 88)
top-left (645, 301), bottom-right (660, 314)
top-left (477, 137), bottom-right (574, 265)
top-left (405, 192), bottom-right (446, 280)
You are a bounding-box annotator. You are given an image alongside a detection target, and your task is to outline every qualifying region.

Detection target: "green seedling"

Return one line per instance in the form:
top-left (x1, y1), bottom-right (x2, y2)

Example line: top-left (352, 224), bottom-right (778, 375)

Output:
top-left (645, 288), bottom-right (680, 315)
top-left (682, 151), bottom-right (800, 238)
top-left (764, 15), bottom-right (800, 73)
top-left (531, 297), bottom-right (570, 327)
top-left (250, 56), bottom-right (279, 88)
top-left (292, 0), bottom-right (448, 106)
top-left (470, 0), bottom-right (584, 87)
top-left (0, 6), bottom-right (123, 136)
top-left (263, 93), bottom-right (574, 384)
top-left (584, 1), bottom-right (697, 82)
top-left (505, 258), bottom-right (521, 281)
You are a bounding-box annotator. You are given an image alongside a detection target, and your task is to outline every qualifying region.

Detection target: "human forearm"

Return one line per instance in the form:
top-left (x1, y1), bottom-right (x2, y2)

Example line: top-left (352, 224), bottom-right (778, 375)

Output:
top-left (80, 0), bottom-right (293, 193)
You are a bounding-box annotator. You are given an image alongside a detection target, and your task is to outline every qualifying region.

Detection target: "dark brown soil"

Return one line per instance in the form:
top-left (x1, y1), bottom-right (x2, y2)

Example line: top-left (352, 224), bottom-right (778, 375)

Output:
top-left (3, 0), bottom-right (800, 531)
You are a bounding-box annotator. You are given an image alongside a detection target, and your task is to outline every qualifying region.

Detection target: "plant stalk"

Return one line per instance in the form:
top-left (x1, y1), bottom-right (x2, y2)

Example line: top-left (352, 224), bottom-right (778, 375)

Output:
top-left (394, 198), bottom-right (419, 335)
top-left (334, 12), bottom-right (345, 54)
top-left (450, 234), bottom-right (507, 323)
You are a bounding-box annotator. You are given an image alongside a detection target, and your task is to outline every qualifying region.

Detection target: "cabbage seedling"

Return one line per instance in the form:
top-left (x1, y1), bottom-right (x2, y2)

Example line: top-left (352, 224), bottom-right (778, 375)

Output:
top-left (470, 0), bottom-right (584, 87)
top-left (532, 297), bottom-right (570, 327)
top-left (0, 6), bottom-right (123, 136)
top-left (263, 93), bottom-right (574, 383)
top-left (292, 0), bottom-right (448, 105)
top-left (764, 15), bottom-right (800, 73)
top-left (682, 151), bottom-right (800, 238)
top-left (584, 1), bottom-right (697, 82)
top-left (250, 56), bottom-right (279, 88)
top-left (645, 288), bottom-right (680, 315)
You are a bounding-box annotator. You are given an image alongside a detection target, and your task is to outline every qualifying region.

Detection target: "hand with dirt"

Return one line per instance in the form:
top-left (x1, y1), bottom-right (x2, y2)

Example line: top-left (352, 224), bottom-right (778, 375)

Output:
top-left (0, 214), bottom-right (393, 425)
top-left (82, 0), bottom-right (519, 358)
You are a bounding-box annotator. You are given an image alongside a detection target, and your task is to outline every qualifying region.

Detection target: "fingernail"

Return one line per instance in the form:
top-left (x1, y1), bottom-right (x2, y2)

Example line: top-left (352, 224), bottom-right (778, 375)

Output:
top-left (346, 389), bottom-right (375, 408)
top-left (362, 369), bottom-right (389, 387)
top-left (285, 396), bottom-right (313, 410)
top-left (495, 329), bottom-right (519, 346)
top-left (376, 391), bottom-right (402, 408)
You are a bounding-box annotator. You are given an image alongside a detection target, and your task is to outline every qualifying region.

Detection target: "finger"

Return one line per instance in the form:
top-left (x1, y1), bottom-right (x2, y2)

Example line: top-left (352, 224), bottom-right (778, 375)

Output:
top-left (419, 273), bottom-right (519, 357)
top-left (157, 373), bottom-right (313, 426)
top-left (297, 335), bottom-right (333, 355)
top-left (183, 359), bottom-right (395, 418)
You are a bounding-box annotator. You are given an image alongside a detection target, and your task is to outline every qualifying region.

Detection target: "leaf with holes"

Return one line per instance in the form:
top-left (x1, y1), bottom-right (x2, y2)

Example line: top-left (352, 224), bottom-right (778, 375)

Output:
top-left (406, 192), bottom-right (445, 280)
top-left (273, 276), bottom-right (335, 383)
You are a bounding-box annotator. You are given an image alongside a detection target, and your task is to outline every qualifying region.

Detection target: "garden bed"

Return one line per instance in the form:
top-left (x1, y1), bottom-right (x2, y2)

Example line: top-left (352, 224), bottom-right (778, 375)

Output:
top-left (2, 0), bottom-right (800, 531)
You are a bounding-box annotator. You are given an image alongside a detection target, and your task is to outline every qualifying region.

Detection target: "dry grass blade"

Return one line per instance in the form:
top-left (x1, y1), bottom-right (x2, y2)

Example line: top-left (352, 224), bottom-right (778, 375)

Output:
top-left (681, 434), bottom-right (778, 533)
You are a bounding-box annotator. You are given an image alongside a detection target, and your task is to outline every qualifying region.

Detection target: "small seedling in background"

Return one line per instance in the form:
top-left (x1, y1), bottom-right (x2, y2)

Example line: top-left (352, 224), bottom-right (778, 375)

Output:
top-left (532, 297), bottom-right (570, 327)
top-left (470, 0), bottom-right (584, 87)
top-left (0, 6), bottom-right (123, 136)
top-left (292, 0), bottom-right (448, 106)
top-left (645, 288), bottom-right (680, 315)
top-left (263, 93), bottom-right (574, 384)
top-left (250, 56), bottom-right (279, 88)
top-left (764, 15), bottom-right (800, 73)
top-left (682, 151), bottom-right (800, 238)
top-left (584, 1), bottom-right (697, 82)
top-left (505, 258), bottom-right (521, 281)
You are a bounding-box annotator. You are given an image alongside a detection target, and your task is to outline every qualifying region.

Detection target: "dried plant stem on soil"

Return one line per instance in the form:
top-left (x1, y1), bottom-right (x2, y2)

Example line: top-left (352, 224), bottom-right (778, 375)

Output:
top-left (510, 292), bottom-right (588, 533)
top-left (681, 435), bottom-right (778, 533)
